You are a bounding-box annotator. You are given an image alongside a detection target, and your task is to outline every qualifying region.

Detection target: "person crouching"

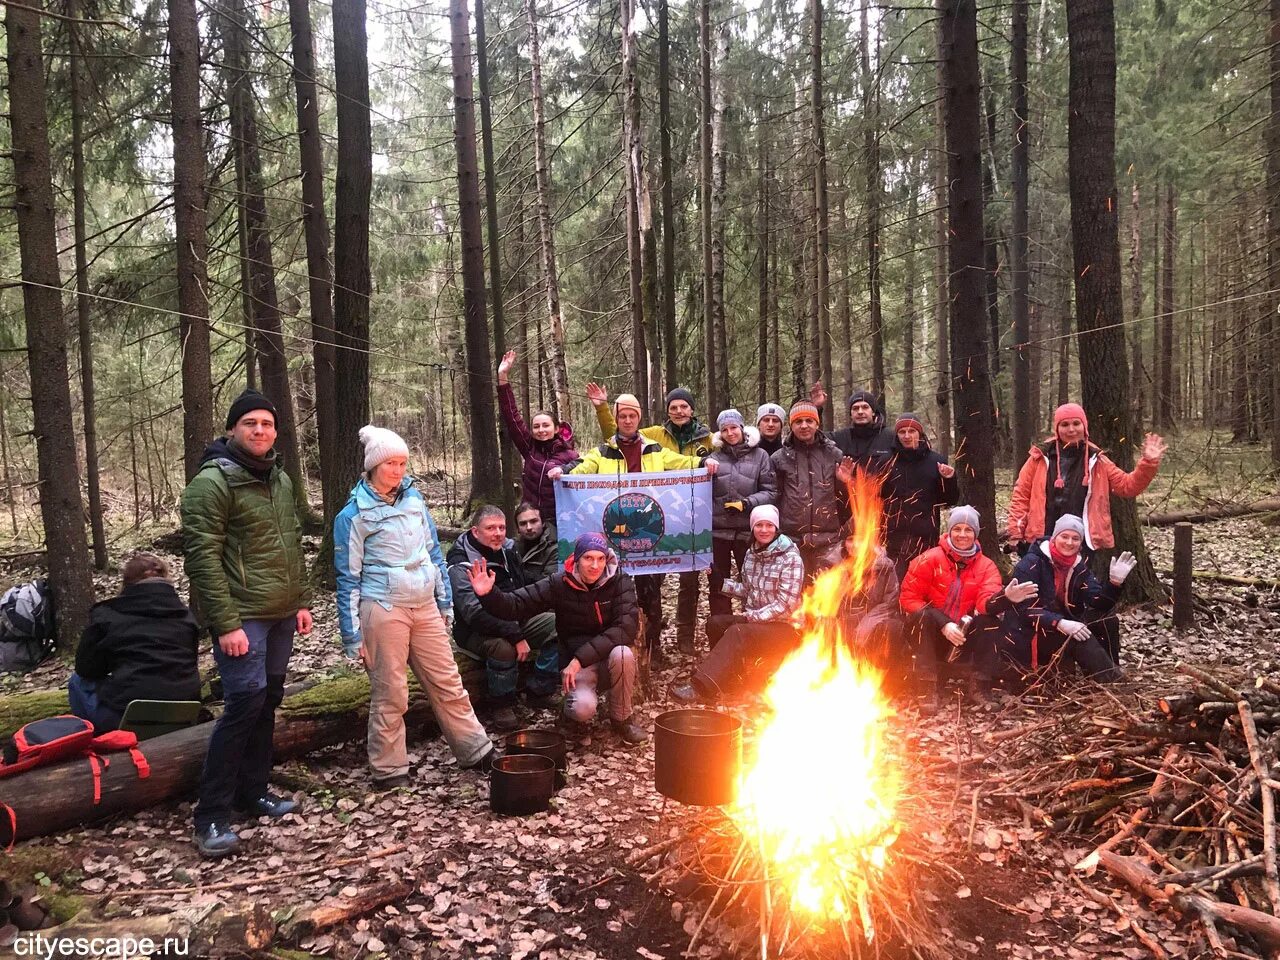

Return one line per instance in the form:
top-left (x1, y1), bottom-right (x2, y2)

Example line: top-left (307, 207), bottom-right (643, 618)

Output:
top-left (466, 533), bottom-right (647, 745)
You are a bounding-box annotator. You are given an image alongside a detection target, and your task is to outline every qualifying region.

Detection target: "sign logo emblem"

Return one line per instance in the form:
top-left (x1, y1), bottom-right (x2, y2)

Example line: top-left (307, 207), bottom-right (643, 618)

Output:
top-left (603, 492), bottom-right (665, 553)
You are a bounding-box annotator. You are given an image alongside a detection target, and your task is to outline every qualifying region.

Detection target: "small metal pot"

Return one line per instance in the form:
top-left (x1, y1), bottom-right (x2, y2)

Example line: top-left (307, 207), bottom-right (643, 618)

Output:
top-left (489, 754), bottom-right (556, 816)
top-left (506, 728), bottom-right (569, 790)
top-left (654, 708), bottom-right (742, 807)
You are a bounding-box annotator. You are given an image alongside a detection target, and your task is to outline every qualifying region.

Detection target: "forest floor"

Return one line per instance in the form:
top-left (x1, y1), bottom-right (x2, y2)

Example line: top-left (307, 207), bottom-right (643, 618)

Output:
top-left (1, 432), bottom-right (1279, 959)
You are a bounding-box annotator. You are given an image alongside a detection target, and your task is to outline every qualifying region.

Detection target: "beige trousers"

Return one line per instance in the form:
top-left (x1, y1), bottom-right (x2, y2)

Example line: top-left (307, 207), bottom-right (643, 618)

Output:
top-left (360, 601), bottom-right (492, 777)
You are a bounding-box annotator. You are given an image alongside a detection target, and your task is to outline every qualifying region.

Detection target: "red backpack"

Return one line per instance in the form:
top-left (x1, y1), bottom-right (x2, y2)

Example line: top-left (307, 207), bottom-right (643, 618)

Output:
top-left (0, 716), bottom-right (151, 848)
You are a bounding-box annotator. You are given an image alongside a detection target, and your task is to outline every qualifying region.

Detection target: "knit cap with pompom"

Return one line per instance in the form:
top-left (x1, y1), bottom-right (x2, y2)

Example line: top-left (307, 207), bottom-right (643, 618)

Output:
top-left (358, 425), bottom-right (410, 472)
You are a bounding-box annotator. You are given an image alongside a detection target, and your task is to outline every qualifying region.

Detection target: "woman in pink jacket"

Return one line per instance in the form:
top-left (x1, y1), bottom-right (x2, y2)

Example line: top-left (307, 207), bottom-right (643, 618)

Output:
top-left (1007, 403), bottom-right (1167, 554)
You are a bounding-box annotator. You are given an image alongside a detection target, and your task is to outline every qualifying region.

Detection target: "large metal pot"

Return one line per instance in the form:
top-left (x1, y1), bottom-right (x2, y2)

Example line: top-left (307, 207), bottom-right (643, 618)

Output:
top-left (654, 708), bottom-right (742, 806)
top-left (489, 754), bottom-right (556, 815)
top-left (505, 728), bottom-right (568, 790)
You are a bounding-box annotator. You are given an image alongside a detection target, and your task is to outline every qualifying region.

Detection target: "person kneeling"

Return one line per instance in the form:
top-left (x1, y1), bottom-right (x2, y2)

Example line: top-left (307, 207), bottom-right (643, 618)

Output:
top-left (900, 507), bottom-right (1031, 714)
top-left (69, 553), bottom-right (201, 733)
top-left (466, 534), bottom-right (648, 745)
top-left (670, 505), bottom-right (805, 704)
top-left (999, 514), bottom-right (1135, 684)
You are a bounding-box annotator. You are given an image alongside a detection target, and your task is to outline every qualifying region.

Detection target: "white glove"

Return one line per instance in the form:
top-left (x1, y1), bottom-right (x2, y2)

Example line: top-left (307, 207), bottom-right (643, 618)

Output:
top-left (440, 606), bottom-right (455, 629)
top-left (1109, 551), bottom-right (1137, 586)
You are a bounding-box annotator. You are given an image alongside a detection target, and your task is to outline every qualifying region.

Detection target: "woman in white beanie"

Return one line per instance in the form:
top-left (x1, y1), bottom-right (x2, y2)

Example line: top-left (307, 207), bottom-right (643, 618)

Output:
top-left (670, 504), bottom-right (805, 704)
top-left (334, 426), bottom-right (497, 788)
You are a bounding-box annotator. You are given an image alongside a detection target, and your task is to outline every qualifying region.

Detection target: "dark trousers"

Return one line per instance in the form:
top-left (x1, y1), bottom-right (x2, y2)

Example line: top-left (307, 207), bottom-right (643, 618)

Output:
top-left (907, 610), bottom-right (1000, 684)
top-left (634, 575), bottom-right (665, 651)
top-left (693, 620), bottom-right (799, 698)
top-left (796, 543), bottom-right (835, 581)
top-left (195, 616), bottom-right (294, 829)
top-left (675, 571), bottom-right (700, 640)
top-left (1007, 612), bottom-right (1121, 682)
top-left (66, 674), bottom-right (123, 733)
top-left (887, 534), bottom-right (931, 583)
top-left (708, 538), bottom-right (748, 618)
top-left (705, 613), bottom-right (749, 649)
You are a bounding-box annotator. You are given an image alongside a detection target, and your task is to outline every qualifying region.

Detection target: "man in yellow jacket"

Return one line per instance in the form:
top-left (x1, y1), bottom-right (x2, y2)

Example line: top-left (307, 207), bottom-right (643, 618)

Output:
top-left (584, 384), bottom-right (713, 655)
top-left (551, 392), bottom-right (716, 664)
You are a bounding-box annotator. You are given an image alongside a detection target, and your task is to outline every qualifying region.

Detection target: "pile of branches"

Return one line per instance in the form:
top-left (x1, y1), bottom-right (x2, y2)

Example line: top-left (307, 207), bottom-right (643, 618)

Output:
top-left (627, 808), bottom-right (944, 959)
top-left (989, 663), bottom-right (1280, 958)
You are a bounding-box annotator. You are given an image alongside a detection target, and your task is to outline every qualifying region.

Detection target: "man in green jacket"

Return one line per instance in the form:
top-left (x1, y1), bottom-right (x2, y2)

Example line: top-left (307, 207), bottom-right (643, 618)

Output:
top-left (181, 389), bottom-right (312, 858)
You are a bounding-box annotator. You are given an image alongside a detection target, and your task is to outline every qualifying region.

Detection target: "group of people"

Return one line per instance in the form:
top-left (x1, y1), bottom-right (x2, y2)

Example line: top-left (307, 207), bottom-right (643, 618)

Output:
top-left (62, 364), bottom-right (1168, 860)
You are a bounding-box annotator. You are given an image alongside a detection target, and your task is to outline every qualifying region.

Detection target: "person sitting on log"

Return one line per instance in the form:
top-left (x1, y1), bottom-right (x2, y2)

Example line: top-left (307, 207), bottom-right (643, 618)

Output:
top-left (998, 514), bottom-right (1136, 683)
top-left (68, 553), bottom-right (200, 734)
top-left (900, 506), bottom-right (1033, 714)
top-left (668, 505), bottom-right (805, 705)
top-left (497, 350), bottom-right (579, 535)
top-left (514, 501), bottom-right (560, 581)
top-left (447, 504), bottom-right (560, 731)
top-left (820, 528), bottom-right (902, 671)
top-left (181, 388), bottom-right (311, 858)
top-left (334, 426), bottom-right (498, 790)
top-left (467, 532), bottom-right (647, 744)
top-left (1007, 402), bottom-right (1167, 557)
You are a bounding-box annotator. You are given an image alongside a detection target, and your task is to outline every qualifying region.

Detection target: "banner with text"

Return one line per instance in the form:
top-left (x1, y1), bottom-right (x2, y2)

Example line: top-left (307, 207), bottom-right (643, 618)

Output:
top-left (554, 470), bottom-right (713, 575)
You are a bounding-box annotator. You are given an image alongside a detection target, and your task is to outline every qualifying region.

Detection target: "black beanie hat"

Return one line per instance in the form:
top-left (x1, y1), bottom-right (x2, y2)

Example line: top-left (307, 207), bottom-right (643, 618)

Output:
top-left (665, 387), bottom-right (696, 409)
top-left (225, 388), bottom-right (278, 430)
top-left (847, 389), bottom-right (878, 411)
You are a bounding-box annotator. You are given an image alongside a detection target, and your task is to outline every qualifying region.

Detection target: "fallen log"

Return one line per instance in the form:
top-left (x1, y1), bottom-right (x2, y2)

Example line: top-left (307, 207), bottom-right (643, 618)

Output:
top-left (0, 668), bottom-right (487, 846)
top-left (1145, 497), bottom-right (1280, 527)
top-left (281, 880), bottom-right (414, 938)
top-left (20, 900), bottom-right (274, 958)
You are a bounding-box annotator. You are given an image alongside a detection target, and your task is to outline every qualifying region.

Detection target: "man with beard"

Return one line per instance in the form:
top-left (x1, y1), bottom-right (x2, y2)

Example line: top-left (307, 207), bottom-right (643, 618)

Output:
top-left (514, 501), bottom-right (560, 580)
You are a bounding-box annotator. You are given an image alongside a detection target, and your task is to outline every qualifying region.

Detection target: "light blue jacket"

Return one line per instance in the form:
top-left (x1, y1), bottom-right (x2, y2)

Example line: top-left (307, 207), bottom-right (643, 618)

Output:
top-left (333, 477), bottom-right (452, 654)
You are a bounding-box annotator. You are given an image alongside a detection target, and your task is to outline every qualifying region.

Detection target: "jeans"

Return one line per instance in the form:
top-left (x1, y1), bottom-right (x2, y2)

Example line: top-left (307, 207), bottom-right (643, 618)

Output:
top-left (194, 617), bottom-right (294, 829)
top-left (708, 539), bottom-right (748, 618)
top-left (67, 674), bottom-right (123, 733)
top-left (458, 611), bottom-right (559, 703)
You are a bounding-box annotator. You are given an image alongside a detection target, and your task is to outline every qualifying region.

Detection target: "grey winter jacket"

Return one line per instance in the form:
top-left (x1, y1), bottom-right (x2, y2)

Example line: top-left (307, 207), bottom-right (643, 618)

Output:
top-left (707, 426), bottom-right (777, 542)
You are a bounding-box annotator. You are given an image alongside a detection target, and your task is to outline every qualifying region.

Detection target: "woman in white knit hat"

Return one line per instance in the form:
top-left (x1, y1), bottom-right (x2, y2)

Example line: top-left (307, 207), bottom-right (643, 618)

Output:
top-left (334, 426), bottom-right (497, 788)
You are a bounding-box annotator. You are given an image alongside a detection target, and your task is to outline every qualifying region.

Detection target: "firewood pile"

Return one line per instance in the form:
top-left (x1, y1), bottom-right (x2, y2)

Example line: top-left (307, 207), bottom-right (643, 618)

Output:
top-left (988, 663), bottom-right (1280, 958)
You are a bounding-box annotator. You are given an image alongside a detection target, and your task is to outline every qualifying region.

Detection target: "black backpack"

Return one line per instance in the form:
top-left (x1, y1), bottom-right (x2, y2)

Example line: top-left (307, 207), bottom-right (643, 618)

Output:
top-left (0, 578), bottom-right (55, 673)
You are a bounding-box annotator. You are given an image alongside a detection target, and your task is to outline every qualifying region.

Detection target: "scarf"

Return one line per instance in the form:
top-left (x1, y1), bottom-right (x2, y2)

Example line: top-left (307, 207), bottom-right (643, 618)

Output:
top-left (226, 437), bottom-right (277, 482)
top-left (938, 537), bottom-right (977, 620)
top-left (1048, 542), bottom-right (1077, 609)
top-left (942, 533), bottom-right (978, 560)
top-left (668, 418), bottom-right (702, 450)
top-left (616, 432), bottom-right (644, 473)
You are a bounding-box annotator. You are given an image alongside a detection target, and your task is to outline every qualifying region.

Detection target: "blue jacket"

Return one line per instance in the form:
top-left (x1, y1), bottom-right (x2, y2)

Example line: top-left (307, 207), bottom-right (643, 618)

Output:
top-left (1002, 539), bottom-right (1118, 668)
top-left (333, 477), bottom-right (452, 654)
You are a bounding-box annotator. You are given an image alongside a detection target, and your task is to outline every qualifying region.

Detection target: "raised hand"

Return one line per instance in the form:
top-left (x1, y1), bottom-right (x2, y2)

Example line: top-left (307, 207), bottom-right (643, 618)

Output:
top-left (809, 380), bottom-right (828, 409)
top-left (1142, 433), bottom-right (1167, 463)
top-left (468, 557), bottom-right (496, 597)
top-left (1003, 579), bottom-right (1038, 603)
top-left (586, 382), bottom-right (608, 407)
top-left (1109, 551), bottom-right (1138, 585)
top-left (498, 350), bottom-right (516, 384)
top-left (835, 457), bottom-right (854, 484)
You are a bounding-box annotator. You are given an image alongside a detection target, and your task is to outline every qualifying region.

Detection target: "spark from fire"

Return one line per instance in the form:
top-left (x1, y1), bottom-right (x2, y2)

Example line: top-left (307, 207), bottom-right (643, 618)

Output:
top-left (731, 470), bottom-right (900, 941)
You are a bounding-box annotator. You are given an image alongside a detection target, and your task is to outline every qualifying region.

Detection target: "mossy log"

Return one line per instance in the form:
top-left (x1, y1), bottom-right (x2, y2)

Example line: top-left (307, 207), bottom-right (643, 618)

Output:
top-left (0, 667), bottom-right (488, 846)
top-left (26, 900), bottom-right (275, 957)
top-left (0, 690), bottom-right (72, 740)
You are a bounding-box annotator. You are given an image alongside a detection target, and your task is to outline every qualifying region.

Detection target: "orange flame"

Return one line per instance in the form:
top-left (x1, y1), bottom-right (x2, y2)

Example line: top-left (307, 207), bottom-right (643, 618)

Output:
top-left (731, 470), bottom-right (899, 939)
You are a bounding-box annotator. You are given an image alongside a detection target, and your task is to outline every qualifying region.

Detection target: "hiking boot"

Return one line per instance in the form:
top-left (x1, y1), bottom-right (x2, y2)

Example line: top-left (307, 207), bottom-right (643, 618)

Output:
top-left (669, 682), bottom-right (704, 706)
top-left (238, 793), bottom-right (298, 818)
top-left (372, 773), bottom-right (411, 791)
top-left (194, 822), bottom-right (240, 858)
top-left (471, 747), bottom-right (502, 774)
top-left (490, 705), bottom-right (521, 732)
top-left (610, 717), bottom-right (649, 745)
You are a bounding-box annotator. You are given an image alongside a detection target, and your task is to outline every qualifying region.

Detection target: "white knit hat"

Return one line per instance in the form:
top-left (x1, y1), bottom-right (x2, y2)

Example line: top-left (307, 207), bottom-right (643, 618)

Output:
top-left (358, 425), bottom-right (410, 472)
top-left (750, 504), bottom-right (780, 529)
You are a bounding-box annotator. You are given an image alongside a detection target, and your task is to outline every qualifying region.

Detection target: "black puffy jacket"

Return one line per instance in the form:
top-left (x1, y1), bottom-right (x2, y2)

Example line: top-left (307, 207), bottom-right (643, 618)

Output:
top-left (447, 532), bottom-right (540, 644)
top-left (476, 552), bottom-right (638, 669)
top-left (830, 391), bottom-right (896, 466)
top-left (872, 439), bottom-right (959, 562)
top-left (771, 433), bottom-right (848, 549)
top-left (74, 581), bottom-right (201, 713)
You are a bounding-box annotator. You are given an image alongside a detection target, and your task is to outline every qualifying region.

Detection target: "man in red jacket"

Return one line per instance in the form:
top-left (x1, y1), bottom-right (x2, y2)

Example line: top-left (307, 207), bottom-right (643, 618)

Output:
top-left (900, 506), bottom-right (1037, 713)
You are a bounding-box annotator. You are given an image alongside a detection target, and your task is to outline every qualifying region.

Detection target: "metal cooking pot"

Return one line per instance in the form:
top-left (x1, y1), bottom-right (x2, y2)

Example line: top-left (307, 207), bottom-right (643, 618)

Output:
top-left (505, 728), bottom-right (568, 790)
top-left (490, 754), bottom-right (556, 816)
top-left (654, 708), bottom-right (742, 806)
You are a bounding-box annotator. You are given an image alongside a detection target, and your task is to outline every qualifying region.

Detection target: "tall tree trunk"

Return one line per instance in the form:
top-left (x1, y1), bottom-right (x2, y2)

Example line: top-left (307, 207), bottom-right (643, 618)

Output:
top-left (1066, 0), bottom-right (1162, 602)
top-left (68, 7), bottom-right (106, 570)
top-left (837, 182), bottom-right (853, 404)
top-left (1128, 178), bottom-right (1145, 430)
top-left (223, 0), bottom-right (309, 516)
top-left (903, 176), bottom-right (919, 412)
top-left (699, 0), bottom-right (717, 409)
top-left (1157, 183), bottom-right (1176, 431)
top-left (769, 215), bottom-right (781, 400)
top-left (1231, 219), bottom-right (1250, 442)
top-left (526, 0), bottom-right (571, 420)
top-left (983, 76), bottom-right (1002, 379)
top-left (622, 0), bottom-right (647, 414)
top-left (711, 20), bottom-right (729, 409)
top-left (1011, 0), bottom-right (1032, 460)
top-left (813, 0), bottom-right (833, 426)
top-left (940, 0), bottom-right (997, 557)
top-left (860, 0), bottom-right (883, 401)
top-left (932, 12), bottom-right (952, 456)
top-left (1269, 0), bottom-right (1280, 470)
top-left (451, 0), bottom-right (502, 507)
top-left (757, 118), bottom-right (770, 408)
top-left (332, 0), bottom-right (372, 500)
top-left (1057, 289), bottom-right (1071, 406)
top-left (168, 0), bottom-right (213, 479)
top-left (288, 0), bottom-right (338, 525)
top-left (5, 0), bottom-right (94, 646)
top-left (476, 0), bottom-right (515, 509)
top-left (658, 0), bottom-right (677, 396)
